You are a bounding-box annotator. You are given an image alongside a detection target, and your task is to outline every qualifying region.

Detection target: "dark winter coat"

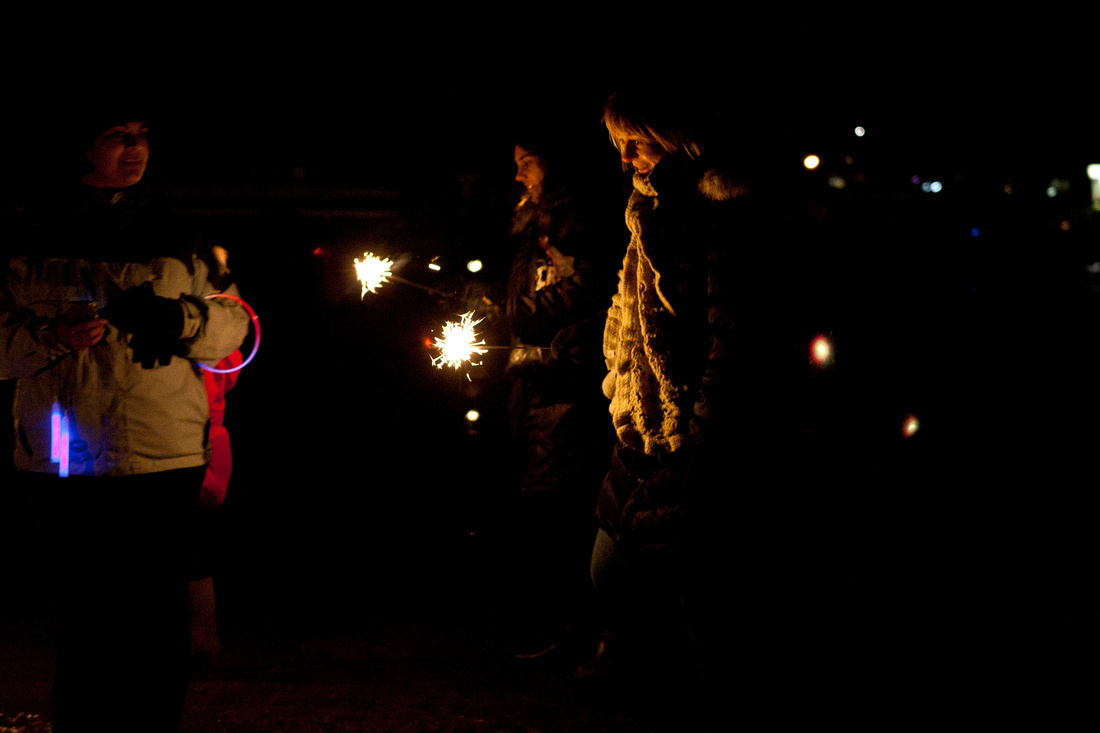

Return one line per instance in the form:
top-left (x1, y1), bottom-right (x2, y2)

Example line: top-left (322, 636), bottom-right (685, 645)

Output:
top-left (505, 183), bottom-right (620, 495)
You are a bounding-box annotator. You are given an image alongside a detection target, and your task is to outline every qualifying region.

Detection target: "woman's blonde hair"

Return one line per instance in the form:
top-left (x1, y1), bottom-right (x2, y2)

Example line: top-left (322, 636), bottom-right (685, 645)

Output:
top-left (601, 89), bottom-right (706, 160)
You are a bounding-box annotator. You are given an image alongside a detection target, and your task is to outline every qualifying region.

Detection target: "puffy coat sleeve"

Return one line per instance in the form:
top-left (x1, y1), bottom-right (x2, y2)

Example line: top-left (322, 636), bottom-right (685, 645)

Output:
top-left (151, 256), bottom-right (250, 366)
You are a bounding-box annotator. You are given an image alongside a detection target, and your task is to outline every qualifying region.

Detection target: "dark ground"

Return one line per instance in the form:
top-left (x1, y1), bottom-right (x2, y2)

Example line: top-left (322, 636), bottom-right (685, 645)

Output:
top-left (0, 488), bottom-right (717, 733)
top-left (2, 440), bottom-right (1094, 733)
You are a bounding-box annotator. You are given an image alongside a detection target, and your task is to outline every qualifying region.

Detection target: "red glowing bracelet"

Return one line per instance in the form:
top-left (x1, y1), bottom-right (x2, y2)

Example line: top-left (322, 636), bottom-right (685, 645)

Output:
top-left (197, 293), bottom-right (260, 374)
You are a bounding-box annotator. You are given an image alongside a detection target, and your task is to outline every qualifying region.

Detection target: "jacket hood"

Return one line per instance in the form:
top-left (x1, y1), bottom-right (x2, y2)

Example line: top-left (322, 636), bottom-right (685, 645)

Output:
top-left (697, 168), bottom-right (750, 201)
top-left (639, 155), bottom-right (750, 202)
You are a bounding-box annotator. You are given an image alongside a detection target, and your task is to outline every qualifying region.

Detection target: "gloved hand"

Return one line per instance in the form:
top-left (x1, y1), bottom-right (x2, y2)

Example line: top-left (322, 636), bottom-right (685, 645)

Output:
top-left (102, 282), bottom-right (185, 368)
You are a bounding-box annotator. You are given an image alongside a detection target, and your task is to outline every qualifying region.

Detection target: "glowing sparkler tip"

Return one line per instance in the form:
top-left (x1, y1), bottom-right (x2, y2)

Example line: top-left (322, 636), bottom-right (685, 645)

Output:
top-left (431, 312), bottom-right (487, 371)
top-left (354, 252), bottom-right (394, 297)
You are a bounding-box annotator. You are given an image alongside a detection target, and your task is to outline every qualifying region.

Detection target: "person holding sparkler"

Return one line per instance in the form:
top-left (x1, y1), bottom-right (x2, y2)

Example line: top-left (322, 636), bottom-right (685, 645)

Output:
top-left (503, 124), bottom-right (622, 664)
top-left (0, 99), bottom-right (249, 732)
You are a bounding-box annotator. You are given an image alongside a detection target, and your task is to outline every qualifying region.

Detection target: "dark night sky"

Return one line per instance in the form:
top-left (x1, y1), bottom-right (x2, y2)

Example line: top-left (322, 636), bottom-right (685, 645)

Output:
top-left (4, 8), bottom-right (1095, 192)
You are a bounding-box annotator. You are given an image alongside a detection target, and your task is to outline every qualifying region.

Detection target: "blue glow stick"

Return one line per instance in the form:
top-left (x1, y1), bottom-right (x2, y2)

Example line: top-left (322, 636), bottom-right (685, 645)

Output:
top-left (50, 402), bottom-right (61, 463)
top-left (58, 413), bottom-right (70, 478)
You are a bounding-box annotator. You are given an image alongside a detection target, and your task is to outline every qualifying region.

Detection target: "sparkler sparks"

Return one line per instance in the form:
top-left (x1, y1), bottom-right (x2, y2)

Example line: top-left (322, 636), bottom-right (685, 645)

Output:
top-left (431, 312), bottom-right (487, 371)
top-left (354, 252), bottom-right (394, 297)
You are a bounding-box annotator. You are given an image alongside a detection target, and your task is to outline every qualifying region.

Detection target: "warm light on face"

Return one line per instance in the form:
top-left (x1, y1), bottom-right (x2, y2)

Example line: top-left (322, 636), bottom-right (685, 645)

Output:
top-left (607, 127), bottom-right (665, 176)
top-left (514, 145), bottom-right (546, 204)
top-left (84, 121), bottom-right (149, 189)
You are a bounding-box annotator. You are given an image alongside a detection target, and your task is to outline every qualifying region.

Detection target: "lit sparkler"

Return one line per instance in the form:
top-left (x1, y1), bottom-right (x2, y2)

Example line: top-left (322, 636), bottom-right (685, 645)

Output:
top-left (431, 312), bottom-right (488, 371)
top-left (354, 252), bottom-right (394, 297)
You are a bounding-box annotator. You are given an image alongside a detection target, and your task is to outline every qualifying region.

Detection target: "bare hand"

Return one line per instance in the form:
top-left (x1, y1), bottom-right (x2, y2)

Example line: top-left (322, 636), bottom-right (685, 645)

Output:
top-left (56, 317), bottom-right (107, 350)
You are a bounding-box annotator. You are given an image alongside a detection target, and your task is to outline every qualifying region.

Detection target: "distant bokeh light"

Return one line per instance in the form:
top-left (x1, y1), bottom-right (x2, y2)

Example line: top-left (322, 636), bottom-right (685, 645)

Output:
top-left (803, 155), bottom-right (821, 170)
top-left (810, 335), bottom-right (832, 365)
top-left (902, 415), bottom-right (920, 438)
top-left (854, 126), bottom-right (866, 137)
top-left (466, 259), bottom-right (483, 273)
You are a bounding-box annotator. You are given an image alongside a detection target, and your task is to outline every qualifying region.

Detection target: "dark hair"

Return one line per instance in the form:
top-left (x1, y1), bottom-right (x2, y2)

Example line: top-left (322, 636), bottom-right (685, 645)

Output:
top-left (71, 85), bottom-right (157, 170)
top-left (512, 112), bottom-right (587, 204)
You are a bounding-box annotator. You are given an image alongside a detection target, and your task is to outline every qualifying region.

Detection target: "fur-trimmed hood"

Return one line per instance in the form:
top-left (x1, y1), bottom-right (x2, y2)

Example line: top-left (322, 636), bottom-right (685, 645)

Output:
top-left (638, 155), bottom-right (750, 204)
top-left (697, 168), bottom-right (749, 201)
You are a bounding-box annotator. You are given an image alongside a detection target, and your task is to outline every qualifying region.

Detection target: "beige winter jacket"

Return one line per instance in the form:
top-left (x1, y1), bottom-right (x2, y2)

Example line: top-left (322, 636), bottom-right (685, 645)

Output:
top-left (1, 255), bottom-right (249, 476)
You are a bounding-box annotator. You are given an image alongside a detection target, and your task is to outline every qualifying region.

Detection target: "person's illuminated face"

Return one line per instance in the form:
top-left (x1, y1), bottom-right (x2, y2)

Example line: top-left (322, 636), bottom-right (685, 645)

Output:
top-left (514, 145), bottom-right (546, 204)
top-left (610, 131), bottom-right (665, 176)
top-left (83, 121), bottom-right (149, 189)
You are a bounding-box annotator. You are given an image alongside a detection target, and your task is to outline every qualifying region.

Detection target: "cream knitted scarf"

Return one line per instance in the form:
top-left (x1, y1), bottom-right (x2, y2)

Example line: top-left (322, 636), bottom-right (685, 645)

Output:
top-left (602, 173), bottom-right (690, 456)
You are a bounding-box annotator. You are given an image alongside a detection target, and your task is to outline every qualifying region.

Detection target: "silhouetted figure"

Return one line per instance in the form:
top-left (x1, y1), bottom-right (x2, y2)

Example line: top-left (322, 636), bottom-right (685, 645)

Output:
top-left (503, 127), bottom-right (621, 665)
top-left (1, 103), bottom-right (248, 732)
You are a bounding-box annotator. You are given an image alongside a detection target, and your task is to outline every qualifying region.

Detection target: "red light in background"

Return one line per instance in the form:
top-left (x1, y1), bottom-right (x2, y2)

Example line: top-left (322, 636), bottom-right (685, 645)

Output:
top-left (810, 335), bottom-right (832, 365)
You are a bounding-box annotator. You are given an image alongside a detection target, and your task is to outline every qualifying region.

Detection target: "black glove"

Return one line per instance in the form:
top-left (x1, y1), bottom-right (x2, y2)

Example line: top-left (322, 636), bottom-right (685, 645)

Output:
top-left (102, 282), bottom-right (185, 368)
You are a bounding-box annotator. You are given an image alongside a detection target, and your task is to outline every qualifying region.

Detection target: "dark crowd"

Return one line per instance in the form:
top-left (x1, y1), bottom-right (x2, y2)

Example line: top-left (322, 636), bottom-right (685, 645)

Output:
top-left (1, 15), bottom-right (1097, 732)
